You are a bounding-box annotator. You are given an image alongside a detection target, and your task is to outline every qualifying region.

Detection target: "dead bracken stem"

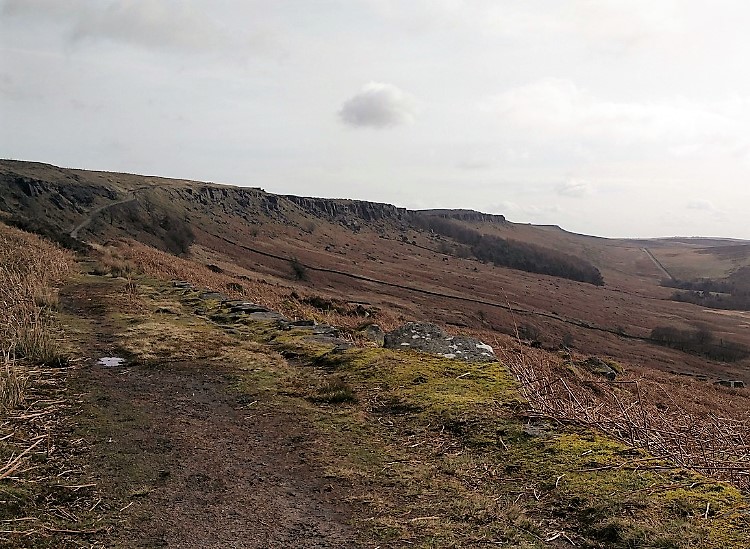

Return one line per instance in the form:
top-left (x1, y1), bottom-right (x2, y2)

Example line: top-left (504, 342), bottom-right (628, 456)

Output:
top-left (0, 222), bottom-right (86, 538)
top-left (501, 346), bottom-right (750, 492)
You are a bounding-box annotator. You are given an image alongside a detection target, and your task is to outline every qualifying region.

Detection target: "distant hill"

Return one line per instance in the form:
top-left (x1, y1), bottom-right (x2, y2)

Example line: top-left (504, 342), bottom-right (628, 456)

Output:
top-left (1, 160), bottom-right (604, 284)
top-left (4, 158), bottom-right (750, 382)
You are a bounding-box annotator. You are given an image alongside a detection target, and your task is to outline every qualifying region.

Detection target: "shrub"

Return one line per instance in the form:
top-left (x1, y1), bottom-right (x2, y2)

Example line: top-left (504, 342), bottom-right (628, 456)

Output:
top-left (517, 323), bottom-right (541, 342)
top-left (290, 257), bottom-right (308, 281)
top-left (650, 325), bottom-right (749, 362)
top-left (226, 282), bottom-right (244, 292)
top-left (412, 213), bottom-right (604, 285)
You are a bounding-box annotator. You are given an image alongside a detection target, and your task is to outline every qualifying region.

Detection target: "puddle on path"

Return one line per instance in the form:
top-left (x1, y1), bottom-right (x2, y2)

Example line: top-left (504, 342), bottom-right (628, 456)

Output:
top-left (97, 356), bottom-right (126, 367)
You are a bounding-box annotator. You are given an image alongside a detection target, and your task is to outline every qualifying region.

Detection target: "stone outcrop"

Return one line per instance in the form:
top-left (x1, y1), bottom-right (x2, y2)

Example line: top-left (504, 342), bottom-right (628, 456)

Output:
top-left (383, 322), bottom-right (496, 362)
top-left (578, 357), bottom-right (618, 380)
top-left (417, 209), bottom-right (507, 224)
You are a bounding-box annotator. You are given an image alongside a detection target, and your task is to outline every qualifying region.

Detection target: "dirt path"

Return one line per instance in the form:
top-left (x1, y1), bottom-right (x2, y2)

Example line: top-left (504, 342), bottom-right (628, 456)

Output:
top-left (62, 279), bottom-right (361, 548)
top-left (69, 187), bottom-right (149, 239)
top-left (642, 247), bottom-right (674, 281)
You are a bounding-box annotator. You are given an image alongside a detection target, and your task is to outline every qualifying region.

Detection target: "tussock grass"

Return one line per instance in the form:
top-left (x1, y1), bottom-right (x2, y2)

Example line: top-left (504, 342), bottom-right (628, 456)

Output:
top-left (312, 378), bottom-right (357, 404)
top-left (90, 245), bottom-right (137, 278)
top-left (0, 222), bottom-right (73, 406)
top-left (0, 360), bottom-right (27, 411)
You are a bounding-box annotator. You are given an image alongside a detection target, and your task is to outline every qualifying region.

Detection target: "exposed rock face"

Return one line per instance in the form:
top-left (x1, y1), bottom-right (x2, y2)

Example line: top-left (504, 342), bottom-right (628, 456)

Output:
top-left (417, 209), bottom-right (507, 224)
top-left (285, 196), bottom-right (406, 221)
top-left (714, 380), bottom-right (745, 389)
top-left (384, 322), bottom-right (496, 362)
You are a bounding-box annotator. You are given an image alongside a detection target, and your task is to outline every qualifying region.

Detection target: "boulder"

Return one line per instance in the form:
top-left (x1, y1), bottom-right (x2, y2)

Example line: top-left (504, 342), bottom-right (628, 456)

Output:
top-left (384, 322), bottom-right (496, 362)
top-left (579, 357), bottom-right (617, 381)
top-left (359, 324), bottom-right (385, 346)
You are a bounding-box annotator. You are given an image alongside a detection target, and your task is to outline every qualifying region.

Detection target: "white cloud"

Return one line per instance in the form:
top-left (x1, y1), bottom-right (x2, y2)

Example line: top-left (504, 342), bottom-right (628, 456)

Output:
top-left (2, 0), bottom-right (228, 52)
top-left (687, 199), bottom-right (719, 212)
top-left (492, 200), bottom-right (562, 220)
top-left (557, 179), bottom-right (590, 197)
top-left (483, 78), bottom-right (744, 154)
top-left (365, 1), bottom-right (682, 52)
top-left (561, 0), bottom-right (681, 49)
top-left (339, 82), bottom-right (417, 129)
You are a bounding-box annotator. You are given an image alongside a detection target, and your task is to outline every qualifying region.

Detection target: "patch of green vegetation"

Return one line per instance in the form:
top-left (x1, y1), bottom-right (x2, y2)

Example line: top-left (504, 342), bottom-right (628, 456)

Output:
top-left (310, 378), bottom-right (357, 404)
top-left (263, 332), bottom-right (750, 546)
top-left (161, 276), bottom-right (750, 548)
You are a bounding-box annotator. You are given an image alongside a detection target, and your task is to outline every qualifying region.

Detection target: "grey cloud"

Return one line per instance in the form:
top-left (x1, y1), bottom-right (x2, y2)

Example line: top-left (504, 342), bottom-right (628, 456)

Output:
top-left (687, 199), bottom-right (716, 212)
top-left (556, 179), bottom-right (590, 197)
top-left (339, 82), bottom-right (416, 128)
top-left (457, 159), bottom-right (493, 171)
top-left (2, 0), bottom-right (226, 52)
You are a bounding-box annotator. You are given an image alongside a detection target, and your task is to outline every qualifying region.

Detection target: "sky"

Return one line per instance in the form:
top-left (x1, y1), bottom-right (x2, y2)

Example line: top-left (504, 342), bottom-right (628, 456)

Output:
top-left (2, 1), bottom-right (750, 239)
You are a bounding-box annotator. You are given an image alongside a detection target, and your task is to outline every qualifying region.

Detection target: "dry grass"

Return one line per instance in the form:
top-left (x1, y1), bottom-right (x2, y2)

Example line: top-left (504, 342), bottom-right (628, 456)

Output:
top-left (88, 238), bottom-right (750, 496)
top-left (0, 218), bottom-right (72, 427)
top-left (0, 223), bottom-right (98, 543)
top-left (501, 344), bottom-right (750, 492)
top-left (107, 239), bottom-right (402, 332)
top-left (0, 223), bottom-right (73, 403)
top-left (0, 361), bottom-right (27, 412)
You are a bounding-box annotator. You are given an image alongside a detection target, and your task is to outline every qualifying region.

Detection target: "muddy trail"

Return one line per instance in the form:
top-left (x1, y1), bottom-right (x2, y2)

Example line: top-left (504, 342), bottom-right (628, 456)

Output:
top-left (61, 278), bottom-right (361, 548)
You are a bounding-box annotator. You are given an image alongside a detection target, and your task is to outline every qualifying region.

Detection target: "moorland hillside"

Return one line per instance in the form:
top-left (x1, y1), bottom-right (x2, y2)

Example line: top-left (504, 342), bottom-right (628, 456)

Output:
top-left (2, 159), bottom-right (750, 546)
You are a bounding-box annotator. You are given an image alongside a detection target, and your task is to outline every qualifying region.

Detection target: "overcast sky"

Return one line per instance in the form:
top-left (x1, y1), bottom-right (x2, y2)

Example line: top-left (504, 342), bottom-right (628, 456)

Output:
top-left (2, 1), bottom-right (750, 239)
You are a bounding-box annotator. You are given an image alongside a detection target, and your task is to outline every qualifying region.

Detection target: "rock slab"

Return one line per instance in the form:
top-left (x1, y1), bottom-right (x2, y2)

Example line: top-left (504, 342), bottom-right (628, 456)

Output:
top-left (384, 322), bottom-right (496, 362)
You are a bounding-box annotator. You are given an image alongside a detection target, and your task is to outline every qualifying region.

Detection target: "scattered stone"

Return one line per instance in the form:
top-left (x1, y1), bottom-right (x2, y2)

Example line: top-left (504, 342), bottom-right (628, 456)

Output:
top-left (384, 322), bottom-right (496, 362)
top-left (306, 335), bottom-right (353, 348)
top-left (522, 421), bottom-right (552, 438)
top-left (579, 357), bottom-right (617, 381)
top-left (714, 379), bottom-right (745, 389)
top-left (358, 324), bottom-right (385, 346)
top-left (246, 311), bottom-right (289, 323)
top-left (155, 307), bottom-right (178, 315)
top-left (312, 324), bottom-right (339, 336)
top-left (199, 291), bottom-right (226, 301)
top-left (290, 319), bottom-right (316, 327)
top-left (226, 301), bottom-right (268, 314)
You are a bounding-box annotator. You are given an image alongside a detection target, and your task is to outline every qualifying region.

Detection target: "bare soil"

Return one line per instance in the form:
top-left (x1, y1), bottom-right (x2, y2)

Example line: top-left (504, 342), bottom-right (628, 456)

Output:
top-left (62, 279), bottom-right (362, 548)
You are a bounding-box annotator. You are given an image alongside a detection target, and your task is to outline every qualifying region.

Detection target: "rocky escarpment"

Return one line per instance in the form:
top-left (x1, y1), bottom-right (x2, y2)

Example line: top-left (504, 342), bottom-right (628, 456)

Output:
top-left (418, 209), bottom-right (507, 224)
top-left (284, 195), bottom-right (408, 227)
top-left (161, 185), bottom-right (285, 222)
top-left (0, 160), bottom-right (512, 248)
top-left (0, 172), bottom-right (119, 220)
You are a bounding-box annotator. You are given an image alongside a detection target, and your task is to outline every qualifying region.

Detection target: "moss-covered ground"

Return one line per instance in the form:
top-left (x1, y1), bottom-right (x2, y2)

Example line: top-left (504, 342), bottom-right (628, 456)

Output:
top-left (5, 264), bottom-right (749, 548)
top-left (167, 282), bottom-right (750, 548)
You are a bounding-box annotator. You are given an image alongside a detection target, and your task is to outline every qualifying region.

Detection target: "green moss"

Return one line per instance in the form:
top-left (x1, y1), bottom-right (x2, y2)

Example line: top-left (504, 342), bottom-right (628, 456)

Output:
top-left (161, 276), bottom-right (750, 548)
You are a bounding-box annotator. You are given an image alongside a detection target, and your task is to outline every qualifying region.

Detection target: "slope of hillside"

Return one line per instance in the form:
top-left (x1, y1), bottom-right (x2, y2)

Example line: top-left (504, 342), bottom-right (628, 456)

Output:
top-left (2, 160), bottom-right (750, 546)
top-left (4, 160), bottom-right (750, 382)
top-left (2, 226), bottom-right (749, 547)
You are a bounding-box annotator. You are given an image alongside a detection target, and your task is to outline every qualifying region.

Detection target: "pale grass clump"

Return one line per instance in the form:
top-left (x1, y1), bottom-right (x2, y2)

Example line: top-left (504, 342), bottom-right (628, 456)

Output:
top-left (0, 357), bottom-right (27, 412)
top-left (0, 222), bottom-right (73, 409)
top-left (90, 245), bottom-right (137, 278)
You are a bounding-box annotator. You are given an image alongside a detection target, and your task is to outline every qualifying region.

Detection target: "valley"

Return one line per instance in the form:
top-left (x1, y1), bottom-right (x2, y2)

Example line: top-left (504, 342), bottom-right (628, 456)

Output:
top-left (2, 160), bottom-right (750, 547)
